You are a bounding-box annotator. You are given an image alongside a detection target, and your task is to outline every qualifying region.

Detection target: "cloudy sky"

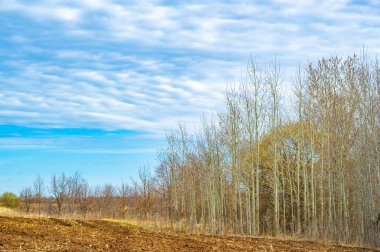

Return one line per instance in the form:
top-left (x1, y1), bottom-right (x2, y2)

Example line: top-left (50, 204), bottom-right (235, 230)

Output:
top-left (1, 0), bottom-right (379, 193)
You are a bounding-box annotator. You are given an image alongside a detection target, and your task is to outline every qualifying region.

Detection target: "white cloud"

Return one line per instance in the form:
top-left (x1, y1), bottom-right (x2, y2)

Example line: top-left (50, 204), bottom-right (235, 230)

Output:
top-left (1, 0), bottom-right (380, 135)
top-left (0, 1), bottom-right (82, 22)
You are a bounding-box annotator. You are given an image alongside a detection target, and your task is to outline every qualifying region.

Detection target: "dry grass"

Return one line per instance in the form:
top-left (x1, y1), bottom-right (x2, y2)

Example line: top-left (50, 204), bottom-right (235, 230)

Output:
top-left (0, 207), bottom-right (20, 217)
top-left (105, 216), bottom-right (175, 233)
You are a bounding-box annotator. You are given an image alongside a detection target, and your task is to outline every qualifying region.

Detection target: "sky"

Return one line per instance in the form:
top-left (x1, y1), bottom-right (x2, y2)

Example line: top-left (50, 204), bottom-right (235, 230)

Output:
top-left (1, 0), bottom-right (380, 194)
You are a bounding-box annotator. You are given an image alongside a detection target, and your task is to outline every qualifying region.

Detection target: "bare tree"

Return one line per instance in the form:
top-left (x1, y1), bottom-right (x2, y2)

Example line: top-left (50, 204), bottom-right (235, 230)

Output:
top-left (50, 173), bottom-right (69, 215)
top-left (33, 175), bottom-right (44, 215)
top-left (20, 187), bottom-right (33, 213)
top-left (119, 181), bottom-right (132, 219)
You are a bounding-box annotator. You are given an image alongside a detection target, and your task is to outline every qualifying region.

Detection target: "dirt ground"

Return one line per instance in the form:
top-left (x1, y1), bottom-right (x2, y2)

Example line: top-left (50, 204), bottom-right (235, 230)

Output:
top-left (0, 216), bottom-right (377, 252)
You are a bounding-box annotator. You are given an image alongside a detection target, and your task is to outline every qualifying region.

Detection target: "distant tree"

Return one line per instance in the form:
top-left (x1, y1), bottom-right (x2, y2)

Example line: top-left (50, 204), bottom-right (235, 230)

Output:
top-left (20, 187), bottom-right (33, 213)
top-left (119, 181), bottom-right (132, 219)
top-left (76, 179), bottom-right (91, 219)
top-left (50, 173), bottom-right (69, 215)
top-left (33, 175), bottom-right (44, 215)
top-left (67, 172), bottom-right (86, 214)
top-left (0, 192), bottom-right (19, 208)
top-left (100, 184), bottom-right (116, 218)
top-left (135, 166), bottom-right (155, 219)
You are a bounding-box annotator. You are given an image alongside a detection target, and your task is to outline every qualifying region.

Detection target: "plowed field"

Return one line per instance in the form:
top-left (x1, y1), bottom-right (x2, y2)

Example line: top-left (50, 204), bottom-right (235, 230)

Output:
top-left (0, 216), bottom-right (376, 251)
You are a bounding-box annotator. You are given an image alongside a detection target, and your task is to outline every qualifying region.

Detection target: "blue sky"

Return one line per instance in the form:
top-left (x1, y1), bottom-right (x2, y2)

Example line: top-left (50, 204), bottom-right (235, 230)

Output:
top-left (1, 0), bottom-right (379, 193)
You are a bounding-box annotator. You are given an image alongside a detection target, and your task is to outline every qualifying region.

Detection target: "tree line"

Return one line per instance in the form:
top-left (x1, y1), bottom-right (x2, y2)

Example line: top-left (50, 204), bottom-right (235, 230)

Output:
top-left (7, 54), bottom-right (380, 248)
top-left (153, 54), bottom-right (380, 247)
top-left (12, 170), bottom-right (156, 220)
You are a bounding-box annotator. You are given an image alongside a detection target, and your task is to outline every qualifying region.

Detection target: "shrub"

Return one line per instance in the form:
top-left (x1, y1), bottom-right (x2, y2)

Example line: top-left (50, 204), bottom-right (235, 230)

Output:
top-left (0, 192), bottom-right (20, 208)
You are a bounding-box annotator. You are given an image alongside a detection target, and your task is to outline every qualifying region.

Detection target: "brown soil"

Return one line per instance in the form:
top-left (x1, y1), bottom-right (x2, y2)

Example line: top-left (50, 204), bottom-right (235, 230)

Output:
top-left (0, 216), bottom-right (376, 251)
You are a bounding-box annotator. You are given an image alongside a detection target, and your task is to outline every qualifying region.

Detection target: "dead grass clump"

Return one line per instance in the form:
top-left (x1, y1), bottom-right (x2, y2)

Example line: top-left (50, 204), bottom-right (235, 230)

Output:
top-left (0, 207), bottom-right (19, 217)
